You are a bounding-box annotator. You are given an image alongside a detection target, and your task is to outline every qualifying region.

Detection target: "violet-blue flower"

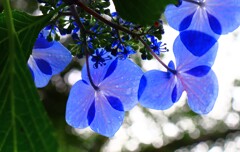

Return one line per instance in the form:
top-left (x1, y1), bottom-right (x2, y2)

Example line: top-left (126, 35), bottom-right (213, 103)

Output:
top-left (111, 40), bottom-right (136, 59)
top-left (147, 35), bottom-right (168, 55)
top-left (138, 33), bottom-right (218, 114)
top-left (65, 48), bottom-right (143, 137)
top-left (165, 0), bottom-right (240, 36)
top-left (27, 34), bottom-right (72, 88)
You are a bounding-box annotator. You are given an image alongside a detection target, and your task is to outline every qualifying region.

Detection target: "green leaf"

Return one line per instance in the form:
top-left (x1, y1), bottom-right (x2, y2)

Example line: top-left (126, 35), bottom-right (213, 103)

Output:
top-left (112, 0), bottom-right (179, 25)
top-left (0, 9), bottom-right (58, 152)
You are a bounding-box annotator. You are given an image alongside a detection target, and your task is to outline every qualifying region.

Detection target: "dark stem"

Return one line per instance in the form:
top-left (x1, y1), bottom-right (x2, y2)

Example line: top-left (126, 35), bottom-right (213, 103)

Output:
top-left (85, 49), bottom-right (99, 90)
top-left (70, 5), bottom-right (99, 90)
top-left (72, 0), bottom-right (175, 73)
top-left (73, 0), bottom-right (139, 37)
top-left (138, 36), bottom-right (177, 74)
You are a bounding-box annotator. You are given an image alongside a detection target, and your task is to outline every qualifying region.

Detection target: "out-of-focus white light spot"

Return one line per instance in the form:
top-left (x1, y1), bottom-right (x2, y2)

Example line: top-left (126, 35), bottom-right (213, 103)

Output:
top-left (142, 59), bottom-right (164, 71)
top-left (209, 28), bottom-right (240, 120)
top-left (152, 138), bottom-right (164, 148)
top-left (209, 146), bottom-right (223, 152)
top-left (191, 142), bottom-right (209, 152)
top-left (73, 127), bottom-right (93, 139)
top-left (125, 139), bottom-right (139, 151)
top-left (189, 129), bottom-right (200, 139)
top-left (224, 112), bottom-right (240, 128)
top-left (128, 106), bottom-right (162, 144)
top-left (104, 127), bottom-right (128, 152)
top-left (200, 117), bottom-right (217, 130)
top-left (224, 141), bottom-right (237, 152)
top-left (64, 69), bottom-right (82, 86)
top-left (177, 118), bottom-right (196, 133)
top-left (162, 122), bottom-right (180, 138)
top-left (235, 136), bottom-right (240, 149)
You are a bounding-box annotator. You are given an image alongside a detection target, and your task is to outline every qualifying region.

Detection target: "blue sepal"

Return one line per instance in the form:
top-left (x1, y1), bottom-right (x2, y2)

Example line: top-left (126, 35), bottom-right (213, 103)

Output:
top-left (180, 30), bottom-right (217, 56)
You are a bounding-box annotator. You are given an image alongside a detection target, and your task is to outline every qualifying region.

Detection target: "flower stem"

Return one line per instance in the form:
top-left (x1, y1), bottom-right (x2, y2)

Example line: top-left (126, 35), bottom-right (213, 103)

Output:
top-left (138, 37), bottom-right (176, 74)
top-left (73, 0), bottom-right (140, 37)
top-left (70, 5), bottom-right (99, 90)
top-left (72, 0), bottom-right (176, 74)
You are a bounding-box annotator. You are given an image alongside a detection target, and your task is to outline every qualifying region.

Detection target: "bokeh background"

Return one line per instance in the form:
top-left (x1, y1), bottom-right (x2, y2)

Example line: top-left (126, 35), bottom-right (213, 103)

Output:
top-left (2, 0), bottom-right (240, 151)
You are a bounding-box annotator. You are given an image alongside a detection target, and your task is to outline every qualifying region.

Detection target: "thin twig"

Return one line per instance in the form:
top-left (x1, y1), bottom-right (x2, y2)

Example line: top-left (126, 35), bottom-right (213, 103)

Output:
top-left (138, 36), bottom-right (176, 74)
top-left (72, 0), bottom-right (174, 73)
top-left (70, 4), bottom-right (99, 90)
top-left (73, 0), bottom-right (139, 37)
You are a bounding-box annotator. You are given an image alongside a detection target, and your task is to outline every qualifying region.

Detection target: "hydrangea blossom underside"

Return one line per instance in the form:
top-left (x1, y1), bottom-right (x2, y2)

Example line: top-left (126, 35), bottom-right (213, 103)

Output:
top-left (138, 34), bottom-right (218, 114)
top-left (165, 0), bottom-right (240, 36)
top-left (28, 36), bottom-right (72, 88)
top-left (66, 49), bottom-right (143, 137)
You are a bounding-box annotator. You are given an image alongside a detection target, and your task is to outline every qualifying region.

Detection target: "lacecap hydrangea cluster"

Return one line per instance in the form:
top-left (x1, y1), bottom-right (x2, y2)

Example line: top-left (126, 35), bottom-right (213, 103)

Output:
top-left (29, 0), bottom-right (240, 137)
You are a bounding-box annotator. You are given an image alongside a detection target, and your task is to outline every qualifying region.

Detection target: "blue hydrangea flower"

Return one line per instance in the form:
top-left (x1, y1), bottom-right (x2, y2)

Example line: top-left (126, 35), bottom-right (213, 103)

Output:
top-left (165, 0), bottom-right (240, 36)
top-left (66, 48), bottom-right (143, 137)
top-left (111, 40), bottom-right (136, 59)
top-left (138, 33), bottom-right (218, 114)
top-left (44, 24), bottom-right (67, 37)
top-left (117, 46), bottom-right (136, 60)
top-left (147, 35), bottom-right (168, 55)
top-left (91, 48), bottom-right (112, 68)
top-left (28, 35), bottom-right (72, 88)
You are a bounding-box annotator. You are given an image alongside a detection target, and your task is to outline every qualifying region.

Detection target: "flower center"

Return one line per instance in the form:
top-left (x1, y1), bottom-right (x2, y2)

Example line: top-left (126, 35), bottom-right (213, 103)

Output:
top-left (91, 49), bottom-right (112, 68)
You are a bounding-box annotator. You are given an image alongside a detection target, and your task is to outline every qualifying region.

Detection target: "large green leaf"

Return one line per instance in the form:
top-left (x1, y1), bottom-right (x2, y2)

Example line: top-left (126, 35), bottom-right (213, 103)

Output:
top-left (112, 0), bottom-right (179, 25)
top-left (0, 7), bottom-right (58, 152)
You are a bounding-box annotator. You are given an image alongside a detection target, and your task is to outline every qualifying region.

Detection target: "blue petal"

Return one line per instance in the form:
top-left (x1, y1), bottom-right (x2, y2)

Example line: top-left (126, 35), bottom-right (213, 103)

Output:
top-left (179, 12), bottom-right (195, 31)
top-left (168, 60), bottom-right (176, 72)
top-left (173, 33), bottom-right (218, 71)
top-left (100, 58), bottom-right (143, 111)
top-left (185, 65), bottom-right (211, 77)
top-left (138, 70), bottom-right (175, 110)
top-left (33, 37), bottom-right (54, 49)
top-left (66, 80), bottom-right (95, 128)
top-left (174, 78), bottom-right (184, 103)
top-left (82, 51), bottom-right (115, 85)
top-left (82, 56), bottom-right (143, 111)
top-left (171, 85), bottom-right (178, 103)
top-left (90, 92), bottom-right (124, 137)
top-left (207, 12), bottom-right (222, 35)
top-left (103, 58), bottom-right (118, 80)
top-left (205, 0), bottom-right (240, 34)
top-left (87, 101), bottom-right (95, 125)
top-left (106, 96), bottom-right (124, 111)
top-left (79, 54), bottom-right (142, 137)
top-left (187, 9), bottom-right (220, 39)
top-left (138, 75), bottom-right (147, 100)
top-left (29, 39), bottom-right (72, 88)
top-left (180, 70), bottom-right (218, 114)
top-left (180, 30), bottom-right (217, 57)
top-left (164, 2), bottom-right (197, 31)
top-left (34, 58), bottom-right (52, 75)
top-left (32, 40), bottom-right (72, 75)
top-left (27, 56), bottom-right (52, 88)
top-left (165, 1), bottom-right (224, 39)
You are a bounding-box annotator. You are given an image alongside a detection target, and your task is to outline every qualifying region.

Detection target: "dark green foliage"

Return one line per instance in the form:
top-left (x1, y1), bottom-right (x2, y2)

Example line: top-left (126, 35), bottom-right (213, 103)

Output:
top-left (112, 0), bottom-right (179, 25)
top-left (0, 10), bottom-right (58, 152)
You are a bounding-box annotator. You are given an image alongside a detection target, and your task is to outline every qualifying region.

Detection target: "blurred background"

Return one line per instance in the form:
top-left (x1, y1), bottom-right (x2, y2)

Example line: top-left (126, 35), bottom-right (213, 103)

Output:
top-left (2, 0), bottom-right (240, 151)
